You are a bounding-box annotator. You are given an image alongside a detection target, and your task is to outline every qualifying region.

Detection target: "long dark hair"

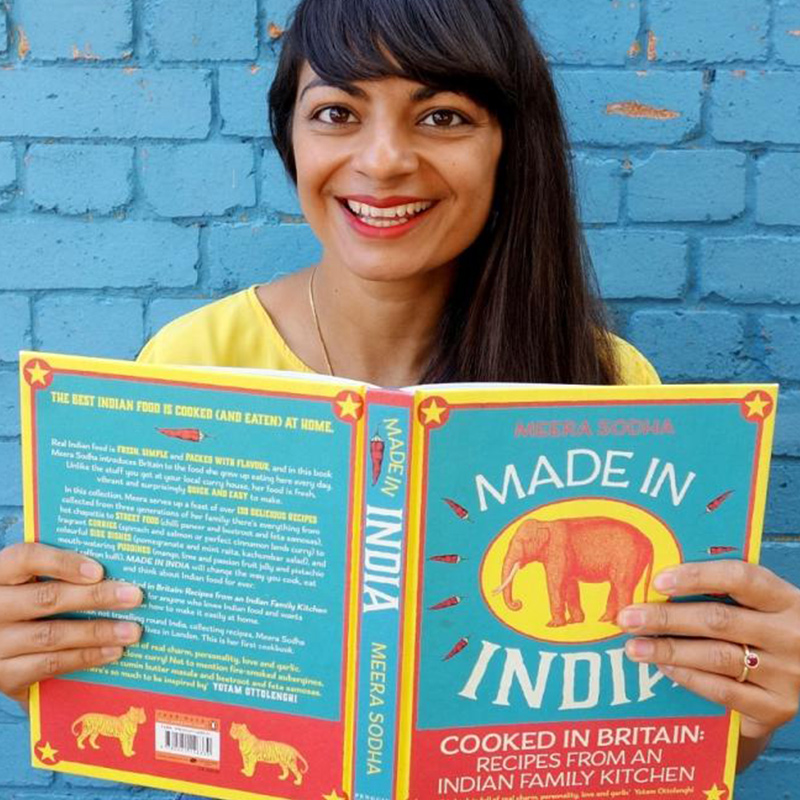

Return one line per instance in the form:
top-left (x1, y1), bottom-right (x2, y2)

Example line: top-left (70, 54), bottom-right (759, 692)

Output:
top-left (269, 0), bottom-right (619, 384)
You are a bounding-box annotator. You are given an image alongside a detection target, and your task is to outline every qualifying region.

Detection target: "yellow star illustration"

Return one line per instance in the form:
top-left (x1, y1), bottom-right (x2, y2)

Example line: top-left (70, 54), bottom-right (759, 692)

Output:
top-left (420, 399), bottom-right (446, 425)
top-left (336, 393), bottom-right (362, 420)
top-left (322, 791), bottom-right (346, 800)
top-left (703, 783), bottom-right (726, 800)
top-left (37, 741), bottom-right (58, 763)
top-left (744, 393), bottom-right (769, 418)
top-left (26, 361), bottom-right (50, 386)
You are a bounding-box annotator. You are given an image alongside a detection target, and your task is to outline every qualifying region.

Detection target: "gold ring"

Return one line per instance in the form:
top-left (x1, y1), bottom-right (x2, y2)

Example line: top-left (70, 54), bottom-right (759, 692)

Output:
top-left (736, 644), bottom-right (760, 683)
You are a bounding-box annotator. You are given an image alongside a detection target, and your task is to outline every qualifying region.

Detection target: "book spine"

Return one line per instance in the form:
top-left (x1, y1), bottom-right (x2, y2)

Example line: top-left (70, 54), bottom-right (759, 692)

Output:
top-left (352, 390), bottom-right (413, 800)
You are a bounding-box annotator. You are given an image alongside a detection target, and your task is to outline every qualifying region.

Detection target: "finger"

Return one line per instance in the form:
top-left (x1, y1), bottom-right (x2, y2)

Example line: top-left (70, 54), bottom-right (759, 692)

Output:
top-left (625, 637), bottom-right (773, 688)
top-left (654, 560), bottom-right (799, 613)
top-left (617, 600), bottom-right (779, 650)
top-left (0, 647), bottom-right (124, 701)
top-left (0, 543), bottom-right (104, 586)
top-left (0, 619), bottom-right (142, 659)
top-left (657, 664), bottom-right (796, 737)
top-left (0, 580), bottom-right (143, 623)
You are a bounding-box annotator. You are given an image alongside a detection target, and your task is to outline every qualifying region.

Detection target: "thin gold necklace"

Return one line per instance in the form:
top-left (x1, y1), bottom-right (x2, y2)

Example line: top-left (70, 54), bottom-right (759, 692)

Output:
top-left (308, 268), bottom-right (335, 376)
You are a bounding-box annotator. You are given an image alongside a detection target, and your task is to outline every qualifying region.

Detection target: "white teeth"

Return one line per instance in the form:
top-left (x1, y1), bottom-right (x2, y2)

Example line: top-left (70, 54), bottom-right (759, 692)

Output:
top-left (345, 199), bottom-right (434, 221)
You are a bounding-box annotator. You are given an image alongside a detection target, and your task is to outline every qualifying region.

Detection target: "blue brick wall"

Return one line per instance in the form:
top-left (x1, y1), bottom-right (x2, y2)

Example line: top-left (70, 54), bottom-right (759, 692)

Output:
top-left (0, 0), bottom-right (798, 797)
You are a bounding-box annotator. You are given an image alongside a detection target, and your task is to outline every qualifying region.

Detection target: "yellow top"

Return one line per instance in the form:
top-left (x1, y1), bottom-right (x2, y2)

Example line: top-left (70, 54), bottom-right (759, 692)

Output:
top-left (137, 285), bottom-right (661, 385)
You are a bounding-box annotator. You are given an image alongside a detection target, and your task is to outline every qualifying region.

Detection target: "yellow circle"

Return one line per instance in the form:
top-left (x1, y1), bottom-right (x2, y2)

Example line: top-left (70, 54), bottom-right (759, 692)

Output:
top-left (480, 498), bottom-right (681, 644)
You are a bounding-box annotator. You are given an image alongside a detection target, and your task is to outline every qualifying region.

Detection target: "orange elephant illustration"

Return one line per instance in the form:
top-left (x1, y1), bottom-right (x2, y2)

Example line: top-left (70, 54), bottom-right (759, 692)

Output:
top-left (496, 516), bottom-right (654, 627)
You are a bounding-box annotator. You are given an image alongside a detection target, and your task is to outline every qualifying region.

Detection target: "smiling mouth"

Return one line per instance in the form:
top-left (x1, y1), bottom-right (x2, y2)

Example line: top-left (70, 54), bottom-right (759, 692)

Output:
top-left (339, 198), bottom-right (437, 228)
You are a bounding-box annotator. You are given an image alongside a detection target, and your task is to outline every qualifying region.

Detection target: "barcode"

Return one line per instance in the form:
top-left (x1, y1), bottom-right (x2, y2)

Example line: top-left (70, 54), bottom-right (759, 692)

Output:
top-left (155, 722), bottom-right (221, 762)
top-left (164, 730), bottom-right (214, 755)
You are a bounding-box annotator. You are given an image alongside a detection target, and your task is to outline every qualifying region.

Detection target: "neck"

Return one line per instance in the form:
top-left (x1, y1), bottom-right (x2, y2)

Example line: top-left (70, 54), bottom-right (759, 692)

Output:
top-left (310, 263), bottom-right (454, 387)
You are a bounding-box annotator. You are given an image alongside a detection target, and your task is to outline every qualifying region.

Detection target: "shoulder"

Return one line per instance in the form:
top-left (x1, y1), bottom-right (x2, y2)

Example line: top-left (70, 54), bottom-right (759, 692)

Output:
top-left (136, 288), bottom-right (300, 369)
top-left (609, 335), bottom-right (661, 385)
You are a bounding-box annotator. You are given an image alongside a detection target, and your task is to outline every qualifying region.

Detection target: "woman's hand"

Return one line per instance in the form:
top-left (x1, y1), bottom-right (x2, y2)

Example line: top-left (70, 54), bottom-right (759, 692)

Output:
top-left (0, 542), bottom-right (143, 705)
top-left (618, 560), bottom-right (800, 768)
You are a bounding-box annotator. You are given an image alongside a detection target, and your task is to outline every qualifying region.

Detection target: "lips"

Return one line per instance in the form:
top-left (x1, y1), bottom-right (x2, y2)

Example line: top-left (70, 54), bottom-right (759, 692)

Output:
top-left (341, 195), bottom-right (433, 208)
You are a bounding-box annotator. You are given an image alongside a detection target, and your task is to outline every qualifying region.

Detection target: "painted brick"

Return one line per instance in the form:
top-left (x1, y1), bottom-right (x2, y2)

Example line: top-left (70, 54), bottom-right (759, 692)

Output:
top-left (712, 71), bottom-right (800, 144)
top-left (0, 221), bottom-right (198, 289)
top-left (738, 753), bottom-right (800, 795)
top-left (0, 68), bottom-right (211, 139)
top-left (0, 441), bottom-right (21, 508)
top-left (764, 459), bottom-right (800, 534)
top-left (762, 315), bottom-right (800, 380)
top-left (700, 237), bottom-right (800, 304)
top-left (756, 153), bottom-right (800, 225)
top-left (628, 310), bottom-right (745, 380)
top-left (5, 794), bottom-right (163, 800)
top-left (554, 70), bottom-right (704, 146)
top-left (775, 0), bottom-right (800, 65)
top-left (0, 10), bottom-right (6, 54)
top-left (587, 231), bottom-right (687, 299)
top-left (14, 0), bottom-right (132, 61)
top-left (262, 147), bottom-right (301, 215)
top-left (523, 0), bottom-right (640, 65)
top-left (219, 63), bottom-right (276, 138)
top-left (0, 142), bottom-right (14, 190)
top-left (0, 691), bottom-right (26, 720)
top-left (629, 150), bottom-right (746, 222)
top-left (262, 0), bottom-right (298, 43)
top-left (764, 559), bottom-right (800, 748)
top-left (36, 296), bottom-right (144, 359)
top-left (26, 144), bottom-right (133, 215)
top-left (774, 391), bottom-right (800, 457)
top-left (55, 778), bottom-right (175, 799)
top-left (572, 154), bottom-right (621, 224)
top-left (147, 297), bottom-right (215, 339)
top-left (0, 296), bottom-right (31, 362)
top-left (148, 0), bottom-right (257, 61)
top-left (648, 0), bottom-right (769, 62)
top-left (207, 224), bottom-right (322, 290)
top-left (0, 372), bottom-right (19, 437)
top-left (0, 511), bottom-right (23, 548)
top-left (141, 144), bottom-right (256, 217)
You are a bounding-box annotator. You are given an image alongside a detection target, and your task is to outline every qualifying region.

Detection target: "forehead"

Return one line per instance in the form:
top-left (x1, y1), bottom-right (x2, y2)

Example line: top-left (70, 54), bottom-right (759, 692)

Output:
top-left (296, 62), bottom-right (458, 103)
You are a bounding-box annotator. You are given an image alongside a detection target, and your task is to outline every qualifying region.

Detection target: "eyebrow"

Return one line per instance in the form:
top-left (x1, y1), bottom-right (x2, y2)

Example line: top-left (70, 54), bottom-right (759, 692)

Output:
top-left (299, 77), bottom-right (446, 104)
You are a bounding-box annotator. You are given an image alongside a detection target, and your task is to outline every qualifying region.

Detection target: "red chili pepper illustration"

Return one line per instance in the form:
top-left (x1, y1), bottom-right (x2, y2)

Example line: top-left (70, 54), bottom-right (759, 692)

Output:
top-left (705, 490), bottom-right (734, 513)
top-left (370, 431), bottom-right (386, 486)
top-left (429, 595), bottom-right (463, 611)
top-left (706, 546), bottom-right (739, 555)
top-left (429, 554), bottom-right (467, 564)
top-left (443, 636), bottom-right (470, 661)
top-left (443, 498), bottom-right (473, 522)
top-left (157, 427), bottom-right (207, 442)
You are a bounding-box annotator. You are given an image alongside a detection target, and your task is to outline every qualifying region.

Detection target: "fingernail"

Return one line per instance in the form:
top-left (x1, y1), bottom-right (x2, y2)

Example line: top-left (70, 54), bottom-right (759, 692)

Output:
top-left (626, 639), bottom-right (655, 659)
top-left (654, 569), bottom-right (677, 593)
top-left (618, 608), bottom-right (645, 630)
top-left (114, 622), bottom-right (140, 643)
top-left (116, 585), bottom-right (142, 605)
top-left (101, 646), bottom-right (123, 661)
top-left (80, 561), bottom-right (104, 581)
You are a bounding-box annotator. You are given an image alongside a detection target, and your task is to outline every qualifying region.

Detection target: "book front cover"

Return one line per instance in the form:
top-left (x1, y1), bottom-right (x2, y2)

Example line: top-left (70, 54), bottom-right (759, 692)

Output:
top-left (400, 385), bottom-right (776, 800)
top-left (21, 353), bottom-right (366, 800)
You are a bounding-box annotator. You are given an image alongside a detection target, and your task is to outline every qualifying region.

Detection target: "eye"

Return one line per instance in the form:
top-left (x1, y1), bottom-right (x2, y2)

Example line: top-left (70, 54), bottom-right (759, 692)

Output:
top-left (420, 109), bottom-right (470, 128)
top-left (312, 106), bottom-right (356, 125)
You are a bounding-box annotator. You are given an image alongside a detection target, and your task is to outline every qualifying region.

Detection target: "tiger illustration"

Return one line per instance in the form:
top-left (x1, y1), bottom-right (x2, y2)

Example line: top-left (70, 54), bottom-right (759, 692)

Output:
top-left (229, 722), bottom-right (309, 785)
top-left (71, 707), bottom-right (147, 757)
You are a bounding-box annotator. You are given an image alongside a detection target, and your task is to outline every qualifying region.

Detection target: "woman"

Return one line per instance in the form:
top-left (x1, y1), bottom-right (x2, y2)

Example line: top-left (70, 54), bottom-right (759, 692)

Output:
top-left (0, 0), bottom-right (797, 779)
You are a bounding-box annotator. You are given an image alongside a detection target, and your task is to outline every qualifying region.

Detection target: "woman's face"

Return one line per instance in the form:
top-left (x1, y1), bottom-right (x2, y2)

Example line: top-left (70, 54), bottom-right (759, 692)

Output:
top-left (291, 61), bottom-right (503, 282)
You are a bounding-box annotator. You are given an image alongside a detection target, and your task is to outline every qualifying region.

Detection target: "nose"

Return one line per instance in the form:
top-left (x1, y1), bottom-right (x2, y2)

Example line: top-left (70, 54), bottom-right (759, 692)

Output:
top-left (351, 120), bottom-right (419, 180)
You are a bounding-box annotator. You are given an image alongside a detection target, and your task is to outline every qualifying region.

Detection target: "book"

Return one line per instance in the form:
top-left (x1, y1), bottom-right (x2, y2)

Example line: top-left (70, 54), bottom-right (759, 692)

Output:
top-left (19, 350), bottom-right (777, 800)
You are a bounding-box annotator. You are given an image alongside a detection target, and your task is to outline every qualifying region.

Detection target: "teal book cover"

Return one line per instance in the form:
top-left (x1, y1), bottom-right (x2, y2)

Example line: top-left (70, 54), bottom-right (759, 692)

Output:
top-left (20, 353), bottom-right (777, 800)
